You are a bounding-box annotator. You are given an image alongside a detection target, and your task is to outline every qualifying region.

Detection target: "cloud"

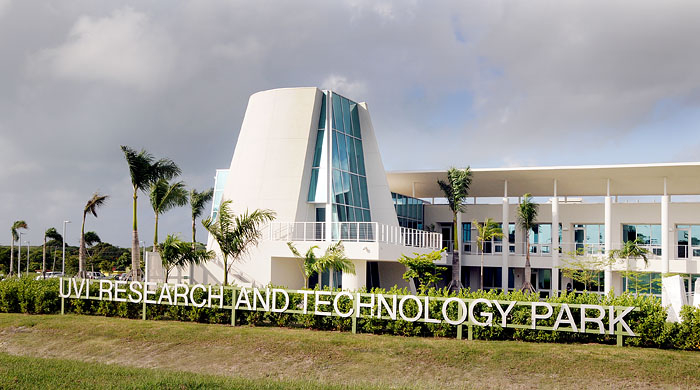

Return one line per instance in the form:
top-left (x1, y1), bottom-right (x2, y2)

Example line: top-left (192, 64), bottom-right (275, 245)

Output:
top-left (321, 75), bottom-right (368, 100)
top-left (37, 7), bottom-right (175, 90)
top-left (0, 0), bottom-right (10, 17)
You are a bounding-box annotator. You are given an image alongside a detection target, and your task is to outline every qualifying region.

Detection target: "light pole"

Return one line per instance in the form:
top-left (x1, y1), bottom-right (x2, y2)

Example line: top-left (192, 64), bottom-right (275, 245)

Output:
top-left (62, 220), bottom-right (71, 275)
top-left (18, 232), bottom-right (24, 277)
top-left (140, 241), bottom-right (147, 283)
top-left (25, 240), bottom-right (30, 277)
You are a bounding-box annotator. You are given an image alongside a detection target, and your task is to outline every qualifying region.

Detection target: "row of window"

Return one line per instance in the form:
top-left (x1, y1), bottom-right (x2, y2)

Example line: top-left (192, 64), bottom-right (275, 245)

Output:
top-left (392, 192), bottom-right (425, 230)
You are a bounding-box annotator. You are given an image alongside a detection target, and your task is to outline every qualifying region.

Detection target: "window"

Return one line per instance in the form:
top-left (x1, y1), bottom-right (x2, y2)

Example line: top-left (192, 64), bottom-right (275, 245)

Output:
top-left (623, 224), bottom-right (661, 256)
top-left (393, 192), bottom-right (426, 230)
top-left (528, 224), bottom-right (562, 254)
top-left (573, 224), bottom-right (605, 255)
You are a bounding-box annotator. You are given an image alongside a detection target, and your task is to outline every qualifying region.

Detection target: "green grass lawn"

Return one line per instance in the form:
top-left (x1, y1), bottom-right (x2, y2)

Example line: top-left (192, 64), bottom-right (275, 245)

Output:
top-left (1, 313), bottom-right (699, 389)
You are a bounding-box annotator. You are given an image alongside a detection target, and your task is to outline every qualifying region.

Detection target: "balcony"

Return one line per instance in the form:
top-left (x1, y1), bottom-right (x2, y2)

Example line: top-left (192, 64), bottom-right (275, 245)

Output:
top-left (265, 222), bottom-right (443, 251)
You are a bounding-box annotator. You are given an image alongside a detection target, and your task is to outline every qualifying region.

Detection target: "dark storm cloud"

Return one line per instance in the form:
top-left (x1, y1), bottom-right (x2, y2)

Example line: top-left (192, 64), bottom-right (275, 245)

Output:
top-left (1, 0), bottom-right (700, 246)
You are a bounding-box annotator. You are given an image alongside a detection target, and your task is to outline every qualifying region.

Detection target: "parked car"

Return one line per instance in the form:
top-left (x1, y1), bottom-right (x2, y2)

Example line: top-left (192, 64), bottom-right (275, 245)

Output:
top-left (47, 272), bottom-right (64, 279)
top-left (86, 271), bottom-right (106, 280)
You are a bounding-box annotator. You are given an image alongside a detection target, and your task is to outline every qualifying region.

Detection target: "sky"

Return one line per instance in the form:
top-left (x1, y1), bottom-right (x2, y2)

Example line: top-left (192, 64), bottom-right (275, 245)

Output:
top-left (2, 0), bottom-right (700, 247)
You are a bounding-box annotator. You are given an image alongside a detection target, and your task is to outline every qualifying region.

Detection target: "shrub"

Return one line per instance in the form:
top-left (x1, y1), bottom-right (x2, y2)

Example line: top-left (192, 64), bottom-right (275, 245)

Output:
top-left (2, 277), bottom-right (699, 350)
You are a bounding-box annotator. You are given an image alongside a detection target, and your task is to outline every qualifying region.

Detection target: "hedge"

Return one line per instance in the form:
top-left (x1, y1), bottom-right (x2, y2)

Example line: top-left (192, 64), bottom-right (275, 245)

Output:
top-left (1, 276), bottom-right (698, 350)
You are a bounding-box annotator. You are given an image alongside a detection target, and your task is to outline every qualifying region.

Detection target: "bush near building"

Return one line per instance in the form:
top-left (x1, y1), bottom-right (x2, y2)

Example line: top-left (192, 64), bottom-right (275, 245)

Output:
top-left (0, 277), bottom-right (699, 350)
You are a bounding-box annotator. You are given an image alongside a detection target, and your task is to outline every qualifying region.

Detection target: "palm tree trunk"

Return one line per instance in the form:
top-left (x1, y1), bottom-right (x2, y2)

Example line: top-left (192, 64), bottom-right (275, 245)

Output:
top-left (78, 212), bottom-right (87, 278)
top-left (451, 214), bottom-right (460, 291)
top-left (9, 239), bottom-right (14, 276)
top-left (480, 252), bottom-right (484, 291)
top-left (522, 234), bottom-right (534, 293)
top-left (131, 189), bottom-right (141, 281)
top-left (223, 256), bottom-right (228, 285)
top-left (42, 236), bottom-right (46, 279)
top-left (153, 213), bottom-right (159, 250)
top-left (191, 218), bottom-right (196, 248)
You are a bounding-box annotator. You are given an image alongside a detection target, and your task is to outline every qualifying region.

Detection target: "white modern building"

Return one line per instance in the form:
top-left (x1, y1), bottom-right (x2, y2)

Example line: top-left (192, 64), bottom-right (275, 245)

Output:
top-left (191, 87), bottom-right (700, 298)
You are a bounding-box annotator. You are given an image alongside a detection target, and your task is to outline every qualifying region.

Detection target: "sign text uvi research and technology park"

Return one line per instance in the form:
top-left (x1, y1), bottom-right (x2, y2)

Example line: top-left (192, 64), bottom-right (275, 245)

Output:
top-left (59, 278), bottom-right (638, 340)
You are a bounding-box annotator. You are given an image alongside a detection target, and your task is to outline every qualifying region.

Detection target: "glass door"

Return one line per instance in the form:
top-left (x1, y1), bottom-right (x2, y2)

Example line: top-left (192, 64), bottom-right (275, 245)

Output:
top-left (678, 227), bottom-right (689, 259)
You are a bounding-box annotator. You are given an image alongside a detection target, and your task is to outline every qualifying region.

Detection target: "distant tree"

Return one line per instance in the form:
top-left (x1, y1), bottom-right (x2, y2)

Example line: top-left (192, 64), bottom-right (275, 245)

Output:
top-left (42, 227), bottom-right (62, 279)
top-left (158, 234), bottom-right (215, 283)
top-left (149, 179), bottom-right (188, 249)
top-left (474, 218), bottom-right (504, 290)
top-left (9, 220), bottom-right (28, 277)
top-left (561, 251), bottom-right (614, 292)
top-left (78, 193), bottom-right (109, 278)
top-left (397, 249), bottom-right (447, 292)
top-left (202, 200), bottom-right (275, 285)
top-left (189, 187), bottom-right (214, 246)
top-left (121, 145), bottom-right (181, 281)
top-left (517, 194), bottom-right (538, 293)
top-left (437, 167), bottom-right (472, 291)
top-left (287, 241), bottom-right (355, 289)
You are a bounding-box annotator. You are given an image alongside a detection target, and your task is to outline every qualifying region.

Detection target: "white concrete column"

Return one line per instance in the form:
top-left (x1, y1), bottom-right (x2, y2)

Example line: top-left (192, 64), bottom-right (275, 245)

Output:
top-left (662, 177), bottom-right (670, 274)
top-left (552, 180), bottom-right (560, 295)
top-left (604, 179), bottom-right (613, 295)
top-left (325, 92), bottom-right (334, 242)
top-left (342, 259), bottom-right (367, 291)
top-left (501, 180), bottom-right (509, 291)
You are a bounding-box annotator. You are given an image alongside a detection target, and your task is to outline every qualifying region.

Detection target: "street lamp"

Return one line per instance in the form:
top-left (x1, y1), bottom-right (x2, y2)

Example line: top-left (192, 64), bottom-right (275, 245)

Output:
top-left (18, 232), bottom-right (24, 276)
top-left (62, 220), bottom-right (71, 275)
top-left (140, 241), bottom-right (147, 283)
top-left (25, 240), bottom-right (30, 277)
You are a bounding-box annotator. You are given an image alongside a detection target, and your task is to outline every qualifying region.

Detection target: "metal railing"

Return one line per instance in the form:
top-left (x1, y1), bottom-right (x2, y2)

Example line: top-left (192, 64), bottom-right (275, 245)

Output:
top-left (265, 222), bottom-right (442, 250)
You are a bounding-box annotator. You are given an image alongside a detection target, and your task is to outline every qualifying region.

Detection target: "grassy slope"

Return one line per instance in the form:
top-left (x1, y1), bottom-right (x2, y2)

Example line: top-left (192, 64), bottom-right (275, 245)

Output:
top-left (0, 313), bottom-right (699, 389)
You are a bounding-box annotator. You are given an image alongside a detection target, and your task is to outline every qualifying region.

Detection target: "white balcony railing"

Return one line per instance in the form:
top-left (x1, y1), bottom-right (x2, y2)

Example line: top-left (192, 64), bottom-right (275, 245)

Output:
top-left (265, 222), bottom-right (442, 250)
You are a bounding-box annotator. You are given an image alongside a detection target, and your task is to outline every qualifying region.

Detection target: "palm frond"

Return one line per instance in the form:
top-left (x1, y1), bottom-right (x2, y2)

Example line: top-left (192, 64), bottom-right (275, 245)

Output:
top-left (44, 227), bottom-right (62, 243)
top-left (517, 193), bottom-right (539, 231)
top-left (11, 220), bottom-right (28, 241)
top-left (150, 180), bottom-right (188, 214)
top-left (191, 188), bottom-right (214, 219)
top-left (85, 193), bottom-right (109, 217)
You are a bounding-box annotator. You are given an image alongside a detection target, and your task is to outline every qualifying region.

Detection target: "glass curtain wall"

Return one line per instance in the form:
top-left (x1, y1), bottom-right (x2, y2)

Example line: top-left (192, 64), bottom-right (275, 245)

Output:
top-left (211, 169), bottom-right (229, 220)
top-left (622, 224), bottom-right (662, 255)
top-left (330, 93), bottom-right (371, 225)
top-left (392, 192), bottom-right (425, 230)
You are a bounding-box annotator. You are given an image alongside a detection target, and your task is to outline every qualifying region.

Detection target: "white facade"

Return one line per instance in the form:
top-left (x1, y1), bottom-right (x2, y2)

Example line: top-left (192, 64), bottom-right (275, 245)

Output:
top-left (194, 87), bottom-right (700, 297)
top-left (192, 87), bottom-right (441, 290)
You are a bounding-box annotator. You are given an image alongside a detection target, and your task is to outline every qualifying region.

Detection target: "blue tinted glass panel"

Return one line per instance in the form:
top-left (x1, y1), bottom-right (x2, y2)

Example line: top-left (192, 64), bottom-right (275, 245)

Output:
top-left (337, 131), bottom-right (349, 171)
top-left (342, 98), bottom-right (352, 135)
top-left (307, 168), bottom-right (319, 201)
top-left (346, 134), bottom-right (357, 172)
top-left (354, 138), bottom-right (366, 175)
top-left (651, 225), bottom-right (661, 246)
top-left (351, 104), bottom-right (361, 138)
top-left (331, 131), bottom-right (340, 169)
top-left (332, 94), bottom-right (344, 132)
top-left (333, 169), bottom-right (344, 204)
top-left (359, 176), bottom-right (370, 209)
top-left (318, 93), bottom-right (326, 129)
top-left (350, 174), bottom-right (361, 207)
top-left (312, 129), bottom-right (324, 167)
top-left (341, 171), bottom-right (352, 205)
top-left (637, 225), bottom-right (651, 245)
top-left (337, 203), bottom-right (347, 221)
top-left (346, 206), bottom-right (355, 222)
top-left (363, 209), bottom-right (371, 222)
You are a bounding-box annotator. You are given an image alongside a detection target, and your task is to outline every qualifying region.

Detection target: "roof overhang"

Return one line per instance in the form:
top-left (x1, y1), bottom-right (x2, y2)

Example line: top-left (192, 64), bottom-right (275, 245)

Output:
top-left (387, 162), bottom-right (700, 198)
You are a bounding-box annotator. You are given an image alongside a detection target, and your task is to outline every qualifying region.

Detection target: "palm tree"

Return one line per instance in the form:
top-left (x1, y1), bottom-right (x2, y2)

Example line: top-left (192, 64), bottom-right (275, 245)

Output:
top-left (78, 193), bottom-right (109, 278)
top-left (517, 193), bottom-right (538, 293)
top-left (287, 241), bottom-right (355, 288)
top-left (437, 167), bottom-right (472, 291)
top-left (158, 234), bottom-right (215, 283)
top-left (10, 221), bottom-right (28, 277)
top-left (121, 146), bottom-right (181, 280)
top-left (202, 200), bottom-right (275, 285)
top-left (189, 187), bottom-right (214, 246)
top-left (83, 231), bottom-right (101, 247)
top-left (609, 237), bottom-right (650, 293)
top-left (474, 218), bottom-right (504, 290)
top-left (149, 179), bottom-right (188, 249)
top-left (42, 227), bottom-right (62, 279)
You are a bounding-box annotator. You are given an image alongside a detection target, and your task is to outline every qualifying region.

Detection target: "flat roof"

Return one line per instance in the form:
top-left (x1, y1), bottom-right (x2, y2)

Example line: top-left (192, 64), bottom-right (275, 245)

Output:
top-left (387, 162), bottom-right (700, 198)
